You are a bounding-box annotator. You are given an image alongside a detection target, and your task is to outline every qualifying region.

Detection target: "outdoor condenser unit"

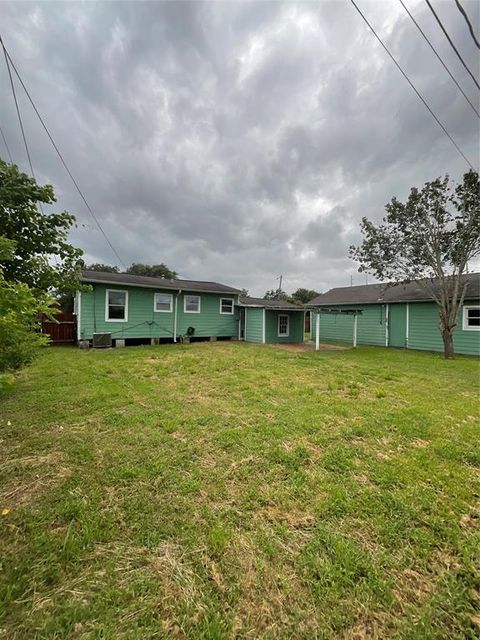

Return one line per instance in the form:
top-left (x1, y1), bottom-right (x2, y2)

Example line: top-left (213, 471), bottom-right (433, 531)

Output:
top-left (92, 332), bottom-right (112, 348)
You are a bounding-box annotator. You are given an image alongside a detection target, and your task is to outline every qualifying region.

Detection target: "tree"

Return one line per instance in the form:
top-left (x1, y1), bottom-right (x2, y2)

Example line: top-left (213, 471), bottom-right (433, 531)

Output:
top-left (126, 263), bottom-right (177, 279)
top-left (291, 288), bottom-right (320, 304)
top-left (350, 170), bottom-right (480, 358)
top-left (0, 237), bottom-right (54, 378)
top-left (0, 159), bottom-right (83, 292)
top-left (263, 288), bottom-right (293, 302)
top-left (84, 263), bottom-right (119, 273)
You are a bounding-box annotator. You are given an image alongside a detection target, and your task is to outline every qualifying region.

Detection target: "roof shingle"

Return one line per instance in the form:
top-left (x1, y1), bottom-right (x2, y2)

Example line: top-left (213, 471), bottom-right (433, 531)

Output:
top-left (308, 273), bottom-right (480, 306)
top-left (81, 270), bottom-right (243, 294)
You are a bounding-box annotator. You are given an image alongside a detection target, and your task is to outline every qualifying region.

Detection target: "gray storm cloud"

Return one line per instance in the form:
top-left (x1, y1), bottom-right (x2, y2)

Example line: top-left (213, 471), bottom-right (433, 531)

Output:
top-left (1, 0), bottom-right (479, 295)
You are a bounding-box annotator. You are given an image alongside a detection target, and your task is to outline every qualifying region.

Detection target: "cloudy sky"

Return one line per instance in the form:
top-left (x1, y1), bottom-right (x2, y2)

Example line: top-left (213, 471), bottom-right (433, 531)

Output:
top-left (1, 0), bottom-right (479, 296)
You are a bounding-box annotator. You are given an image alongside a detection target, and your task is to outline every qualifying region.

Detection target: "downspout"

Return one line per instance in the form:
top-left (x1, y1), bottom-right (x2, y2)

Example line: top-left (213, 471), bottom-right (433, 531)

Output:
top-left (406, 303), bottom-right (409, 349)
top-left (262, 308), bottom-right (266, 344)
top-left (77, 291), bottom-right (81, 342)
top-left (315, 310), bottom-right (320, 351)
top-left (174, 289), bottom-right (182, 343)
top-left (353, 314), bottom-right (358, 348)
top-left (385, 303), bottom-right (389, 347)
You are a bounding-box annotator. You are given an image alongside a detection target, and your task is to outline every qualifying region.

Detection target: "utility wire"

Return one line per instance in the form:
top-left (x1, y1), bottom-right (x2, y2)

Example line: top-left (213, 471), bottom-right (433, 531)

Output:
top-left (399, 0), bottom-right (479, 118)
top-left (424, 0), bottom-right (480, 90)
top-left (454, 0), bottom-right (480, 50)
top-left (0, 124), bottom-right (13, 163)
top-left (349, 0), bottom-right (477, 171)
top-left (2, 37), bottom-right (46, 217)
top-left (0, 35), bottom-right (127, 270)
top-left (2, 39), bottom-right (37, 182)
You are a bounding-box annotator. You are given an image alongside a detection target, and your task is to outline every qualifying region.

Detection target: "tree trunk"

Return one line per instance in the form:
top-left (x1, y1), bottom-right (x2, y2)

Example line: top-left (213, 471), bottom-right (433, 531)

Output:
top-left (441, 328), bottom-right (455, 359)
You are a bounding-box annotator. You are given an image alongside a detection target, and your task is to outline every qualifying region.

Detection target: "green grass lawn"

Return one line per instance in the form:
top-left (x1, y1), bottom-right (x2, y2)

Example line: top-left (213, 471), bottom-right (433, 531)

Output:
top-left (1, 342), bottom-right (479, 639)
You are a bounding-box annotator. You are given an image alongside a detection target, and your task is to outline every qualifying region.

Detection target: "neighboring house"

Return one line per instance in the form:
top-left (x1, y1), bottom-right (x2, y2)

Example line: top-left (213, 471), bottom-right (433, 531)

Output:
top-left (308, 273), bottom-right (480, 356)
top-left (76, 270), bottom-right (243, 345)
top-left (239, 296), bottom-right (305, 344)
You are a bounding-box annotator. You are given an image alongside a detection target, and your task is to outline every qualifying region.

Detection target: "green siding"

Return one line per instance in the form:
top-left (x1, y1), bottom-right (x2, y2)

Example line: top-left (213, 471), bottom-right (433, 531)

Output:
top-left (245, 307), bottom-right (264, 343)
top-left (312, 299), bottom-right (479, 356)
top-left (389, 303), bottom-right (407, 348)
top-left (79, 284), bottom-right (238, 340)
top-left (409, 300), bottom-right (480, 356)
top-left (312, 305), bottom-right (386, 345)
top-left (265, 310), bottom-right (304, 343)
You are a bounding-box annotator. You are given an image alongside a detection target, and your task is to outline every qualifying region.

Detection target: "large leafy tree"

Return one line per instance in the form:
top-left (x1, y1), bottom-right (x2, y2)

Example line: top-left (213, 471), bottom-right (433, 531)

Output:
top-left (350, 170), bottom-right (480, 358)
top-left (263, 288), bottom-right (293, 302)
top-left (0, 159), bottom-right (83, 292)
top-left (84, 263), bottom-right (119, 273)
top-left (127, 263), bottom-right (177, 279)
top-left (291, 288), bottom-right (320, 304)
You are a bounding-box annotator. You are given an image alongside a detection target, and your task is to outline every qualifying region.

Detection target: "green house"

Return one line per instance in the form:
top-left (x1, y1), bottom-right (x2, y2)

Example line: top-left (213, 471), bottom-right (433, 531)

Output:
top-left (238, 296), bottom-right (305, 344)
top-left (308, 274), bottom-right (480, 356)
top-left (75, 271), bottom-right (306, 347)
top-left (76, 270), bottom-right (243, 346)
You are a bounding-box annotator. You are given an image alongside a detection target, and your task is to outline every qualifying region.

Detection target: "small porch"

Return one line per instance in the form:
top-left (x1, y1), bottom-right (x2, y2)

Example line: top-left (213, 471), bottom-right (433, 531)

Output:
top-left (238, 296), bottom-right (305, 344)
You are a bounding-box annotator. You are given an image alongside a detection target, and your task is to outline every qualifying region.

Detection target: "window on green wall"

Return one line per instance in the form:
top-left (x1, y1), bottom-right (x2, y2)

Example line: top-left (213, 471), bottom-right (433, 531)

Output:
top-left (106, 289), bottom-right (128, 322)
top-left (463, 306), bottom-right (480, 331)
top-left (154, 293), bottom-right (173, 312)
top-left (220, 298), bottom-right (234, 314)
top-left (184, 295), bottom-right (201, 313)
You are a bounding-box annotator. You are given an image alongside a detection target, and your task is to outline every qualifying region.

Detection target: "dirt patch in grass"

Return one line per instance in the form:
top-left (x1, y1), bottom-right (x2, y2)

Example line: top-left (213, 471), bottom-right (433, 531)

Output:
top-left (0, 451), bottom-right (71, 509)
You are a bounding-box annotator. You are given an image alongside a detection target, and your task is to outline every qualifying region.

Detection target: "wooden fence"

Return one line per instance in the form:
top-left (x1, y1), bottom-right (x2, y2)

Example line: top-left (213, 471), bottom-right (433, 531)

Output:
top-left (41, 312), bottom-right (77, 344)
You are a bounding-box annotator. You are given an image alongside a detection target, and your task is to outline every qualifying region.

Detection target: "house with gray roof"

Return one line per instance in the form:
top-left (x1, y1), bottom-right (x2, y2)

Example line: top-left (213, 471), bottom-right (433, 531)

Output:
top-left (308, 273), bottom-right (480, 356)
top-left (76, 271), bottom-right (305, 347)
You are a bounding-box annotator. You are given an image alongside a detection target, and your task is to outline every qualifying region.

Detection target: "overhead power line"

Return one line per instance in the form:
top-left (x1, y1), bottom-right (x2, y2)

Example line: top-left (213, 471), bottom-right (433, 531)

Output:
top-left (454, 0), bottom-right (480, 50)
top-left (0, 125), bottom-right (13, 163)
top-left (349, 0), bottom-right (477, 171)
top-left (399, 0), bottom-right (479, 119)
top-left (2, 40), bottom-right (37, 181)
top-left (2, 38), bottom-right (46, 216)
top-left (0, 34), bottom-right (127, 270)
top-left (424, 0), bottom-right (480, 91)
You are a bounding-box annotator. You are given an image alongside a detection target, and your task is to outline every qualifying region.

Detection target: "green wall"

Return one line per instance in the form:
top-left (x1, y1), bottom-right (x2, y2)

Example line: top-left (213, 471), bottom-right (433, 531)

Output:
top-left (389, 304), bottom-right (407, 348)
top-left (409, 300), bottom-right (479, 356)
top-left (265, 310), bottom-right (304, 343)
top-left (79, 284), bottom-right (239, 341)
top-left (245, 307), bottom-right (263, 343)
top-left (312, 305), bottom-right (386, 346)
top-left (311, 300), bottom-right (480, 356)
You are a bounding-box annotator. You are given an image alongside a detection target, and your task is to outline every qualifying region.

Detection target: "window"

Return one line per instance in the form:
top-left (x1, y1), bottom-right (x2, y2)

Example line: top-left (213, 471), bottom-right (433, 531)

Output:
top-left (220, 298), bottom-right (234, 314)
top-left (278, 314), bottom-right (289, 337)
top-left (154, 293), bottom-right (173, 312)
top-left (184, 295), bottom-right (201, 313)
top-left (106, 289), bottom-right (128, 322)
top-left (463, 306), bottom-right (480, 331)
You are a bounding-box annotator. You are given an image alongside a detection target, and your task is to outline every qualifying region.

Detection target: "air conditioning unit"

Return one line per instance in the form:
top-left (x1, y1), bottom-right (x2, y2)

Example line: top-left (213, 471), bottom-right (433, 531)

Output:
top-left (92, 332), bottom-right (112, 348)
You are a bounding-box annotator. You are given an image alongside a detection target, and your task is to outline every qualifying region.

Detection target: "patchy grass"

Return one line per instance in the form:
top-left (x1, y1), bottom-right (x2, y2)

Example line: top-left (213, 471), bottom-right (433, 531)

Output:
top-left (0, 342), bottom-right (479, 639)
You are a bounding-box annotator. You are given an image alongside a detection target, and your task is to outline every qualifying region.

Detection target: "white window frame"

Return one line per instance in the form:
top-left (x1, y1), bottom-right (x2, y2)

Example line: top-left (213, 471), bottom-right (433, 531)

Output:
top-left (219, 297), bottom-right (234, 315)
top-left (184, 294), bottom-right (201, 314)
top-left (153, 292), bottom-right (173, 313)
top-left (278, 314), bottom-right (289, 337)
top-left (462, 305), bottom-right (480, 331)
top-left (105, 289), bottom-right (128, 323)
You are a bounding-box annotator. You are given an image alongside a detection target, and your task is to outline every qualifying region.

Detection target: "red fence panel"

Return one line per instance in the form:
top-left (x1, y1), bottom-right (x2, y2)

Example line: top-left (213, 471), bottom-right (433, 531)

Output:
top-left (41, 312), bottom-right (77, 344)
